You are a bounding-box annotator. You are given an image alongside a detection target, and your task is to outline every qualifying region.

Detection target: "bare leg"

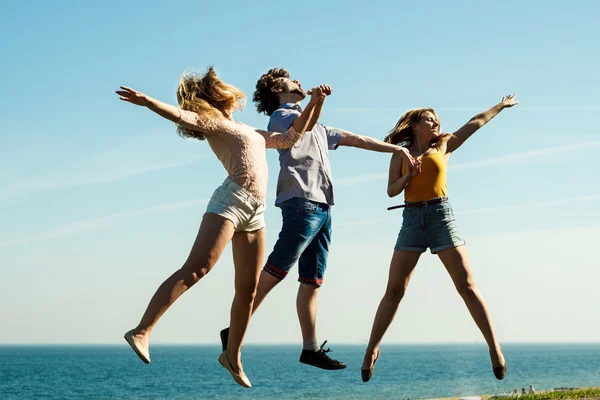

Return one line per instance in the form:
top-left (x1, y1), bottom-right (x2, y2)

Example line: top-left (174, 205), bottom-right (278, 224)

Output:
top-left (248, 270), bottom-right (320, 344)
top-left (130, 214), bottom-right (235, 351)
top-left (297, 283), bottom-right (320, 342)
top-left (251, 270), bottom-right (282, 314)
top-left (362, 250), bottom-right (421, 370)
top-left (437, 245), bottom-right (505, 368)
top-left (226, 228), bottom-right (266, 375)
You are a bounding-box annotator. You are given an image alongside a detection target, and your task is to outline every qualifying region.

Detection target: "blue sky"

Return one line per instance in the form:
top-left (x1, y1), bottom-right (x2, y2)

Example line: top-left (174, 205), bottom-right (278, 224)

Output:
top-left (1, 0), bottom-right (599, 344)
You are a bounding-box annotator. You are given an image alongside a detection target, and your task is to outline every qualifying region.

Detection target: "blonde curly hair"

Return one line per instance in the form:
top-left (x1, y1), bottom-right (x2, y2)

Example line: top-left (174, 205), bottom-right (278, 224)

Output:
top-left (176, 66), bottom-right (246, 140)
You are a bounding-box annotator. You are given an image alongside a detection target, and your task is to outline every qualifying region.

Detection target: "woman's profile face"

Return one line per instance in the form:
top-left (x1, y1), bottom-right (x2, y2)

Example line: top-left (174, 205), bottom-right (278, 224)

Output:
top-left (414, 111), bottom-right (440, 140)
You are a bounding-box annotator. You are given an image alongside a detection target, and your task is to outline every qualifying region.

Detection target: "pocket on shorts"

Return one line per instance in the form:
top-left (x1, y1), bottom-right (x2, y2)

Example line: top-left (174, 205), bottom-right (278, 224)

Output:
top-left (435, 204), bottom-right (455, 222)
top-left (401, 207), bottom-right (420, 228)
top-left (282, 199), bottom-right (318, 215)
top-left (281, 200), bottom-right (322, 231)
top-left (209, 186), bottom-right (229, 206)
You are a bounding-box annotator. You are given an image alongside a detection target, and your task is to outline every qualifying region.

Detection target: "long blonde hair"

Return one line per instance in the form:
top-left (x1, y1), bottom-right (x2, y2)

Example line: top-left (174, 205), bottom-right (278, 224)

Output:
top-left (176, 66), bottom-right (246, 140)
top-left (384, 108), bottom-right (451, 148)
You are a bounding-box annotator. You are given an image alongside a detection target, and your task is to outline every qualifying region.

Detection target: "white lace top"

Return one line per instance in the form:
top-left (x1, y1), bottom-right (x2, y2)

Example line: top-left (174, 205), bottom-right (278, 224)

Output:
top-left (177, 109), bottom-right (302, 201)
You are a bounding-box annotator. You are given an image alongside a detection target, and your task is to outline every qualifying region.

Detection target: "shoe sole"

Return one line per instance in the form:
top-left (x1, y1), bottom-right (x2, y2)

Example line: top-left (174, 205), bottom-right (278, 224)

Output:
top-left (218, 352), bottom-right (251, 388)
top-left (361, 350), bottom-right (380, 382)
top-left (494, 365), bottom-right (507, 380)
top-left (299, 359), bottom-right (347, 370)
top-left (123, 331), bottom-right (150, 364)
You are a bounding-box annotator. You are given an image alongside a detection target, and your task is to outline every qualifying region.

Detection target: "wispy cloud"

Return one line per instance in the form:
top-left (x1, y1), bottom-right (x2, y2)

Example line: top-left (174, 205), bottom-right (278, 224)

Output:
top-left (335, 194), bottom-right (600, 228)
top-left (0, 199), bottom-right (207, 247)
top-left (450, 141), bottom-right (600, 170)
top-left (333, 141), bottom-right (600, 187)
top-left (335, 106), bottom-right (600, 113)
top-left (2, 136), bottom-right (209, 199)
top-left (9, 158), bottom-right (207, 195)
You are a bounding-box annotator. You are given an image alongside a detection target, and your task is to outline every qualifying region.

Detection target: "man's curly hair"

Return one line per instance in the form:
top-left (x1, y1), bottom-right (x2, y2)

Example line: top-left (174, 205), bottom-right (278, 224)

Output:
top-left (253, 68), bottom-right (290, 116)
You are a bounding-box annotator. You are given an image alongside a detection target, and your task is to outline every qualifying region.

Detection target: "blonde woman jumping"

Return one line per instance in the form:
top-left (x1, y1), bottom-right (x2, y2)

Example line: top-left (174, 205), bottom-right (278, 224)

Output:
top-left (116, 67), bottom-right (326, 388)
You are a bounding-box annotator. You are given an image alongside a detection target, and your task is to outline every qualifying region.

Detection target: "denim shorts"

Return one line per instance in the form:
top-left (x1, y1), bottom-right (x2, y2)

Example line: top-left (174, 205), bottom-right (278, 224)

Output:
top-left (264, 197), bottom-right (331, 286)
top-left (205, 178), bottom-right (266, 232)
top-left (394, 198), bottom-right (466, 254)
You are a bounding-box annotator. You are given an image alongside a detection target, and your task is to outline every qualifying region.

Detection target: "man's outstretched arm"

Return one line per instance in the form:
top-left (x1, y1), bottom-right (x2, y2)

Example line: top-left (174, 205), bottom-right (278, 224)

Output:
top-left (338, 130), bottom-right (415, 166)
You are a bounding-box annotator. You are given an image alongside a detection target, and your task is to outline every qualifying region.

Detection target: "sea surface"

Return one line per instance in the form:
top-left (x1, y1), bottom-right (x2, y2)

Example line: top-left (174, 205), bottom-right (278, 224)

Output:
top-left (1, 344), bottom-right (599, 399)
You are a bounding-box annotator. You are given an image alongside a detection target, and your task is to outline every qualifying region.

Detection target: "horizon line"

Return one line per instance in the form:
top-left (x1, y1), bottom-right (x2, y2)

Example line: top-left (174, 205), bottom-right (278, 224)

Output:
top-left (1, 341), bottom-right (598, 346)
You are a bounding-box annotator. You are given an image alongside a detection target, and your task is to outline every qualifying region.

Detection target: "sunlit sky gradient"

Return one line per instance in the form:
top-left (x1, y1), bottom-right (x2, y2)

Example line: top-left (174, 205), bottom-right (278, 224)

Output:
top-left (1, 0), bottom-right (599, 344)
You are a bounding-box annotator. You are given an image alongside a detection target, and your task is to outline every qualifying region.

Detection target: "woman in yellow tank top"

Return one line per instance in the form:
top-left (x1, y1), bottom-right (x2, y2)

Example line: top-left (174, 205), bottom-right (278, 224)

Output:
top-left (361, 95), bottom-right (519, 383)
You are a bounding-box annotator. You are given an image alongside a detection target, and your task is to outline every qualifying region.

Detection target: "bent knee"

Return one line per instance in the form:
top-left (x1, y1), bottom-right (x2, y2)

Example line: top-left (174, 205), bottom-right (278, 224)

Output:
top-left (182, 261), bottom-right (213, 286)
top-left (383, 286), bottom-right (406, 304)
top-left (456, 281), bottom-right (478, 300)
top-left (235, 283), bottom-right (258, 301)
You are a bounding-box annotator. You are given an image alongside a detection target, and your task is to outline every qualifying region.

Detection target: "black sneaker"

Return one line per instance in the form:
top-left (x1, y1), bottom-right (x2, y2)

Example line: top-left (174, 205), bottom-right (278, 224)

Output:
top-left (220, 327), bottom-right (229, 352)
top-left (299, 340), bottom-right (346, 370)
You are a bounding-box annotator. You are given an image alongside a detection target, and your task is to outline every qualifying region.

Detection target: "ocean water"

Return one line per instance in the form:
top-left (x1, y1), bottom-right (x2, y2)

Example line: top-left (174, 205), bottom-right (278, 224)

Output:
top-left (1, 344), bottom-right (599, 400)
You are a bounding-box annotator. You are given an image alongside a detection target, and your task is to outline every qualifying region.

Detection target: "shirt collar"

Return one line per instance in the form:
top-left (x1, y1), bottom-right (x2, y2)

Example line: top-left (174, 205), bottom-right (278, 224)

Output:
top-left (279, 102), bottom-right (303, 112)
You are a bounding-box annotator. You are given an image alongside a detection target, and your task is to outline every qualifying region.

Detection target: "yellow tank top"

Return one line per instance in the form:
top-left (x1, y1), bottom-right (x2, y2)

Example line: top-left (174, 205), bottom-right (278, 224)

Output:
top-left (402, 149), bottom-right (447, 202)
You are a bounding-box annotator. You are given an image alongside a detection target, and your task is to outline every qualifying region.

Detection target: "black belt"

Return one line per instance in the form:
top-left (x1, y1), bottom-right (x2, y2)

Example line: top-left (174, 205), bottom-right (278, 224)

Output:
top-left (387, 197), bottom-right (448, 211)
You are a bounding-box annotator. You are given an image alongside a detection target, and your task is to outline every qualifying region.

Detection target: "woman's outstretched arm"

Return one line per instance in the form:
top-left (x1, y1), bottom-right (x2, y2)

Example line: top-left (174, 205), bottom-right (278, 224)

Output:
top-left (116, 86), bottom-right (183, 122)
top-left (115, 86), bottom-right (230, 134)
top-left (446, 94), bottom-right (518, 154)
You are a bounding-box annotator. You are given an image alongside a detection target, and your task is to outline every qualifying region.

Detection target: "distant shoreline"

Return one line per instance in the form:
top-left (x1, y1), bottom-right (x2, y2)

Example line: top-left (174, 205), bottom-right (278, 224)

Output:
top-left (427, 387), bottom-right (600, 400)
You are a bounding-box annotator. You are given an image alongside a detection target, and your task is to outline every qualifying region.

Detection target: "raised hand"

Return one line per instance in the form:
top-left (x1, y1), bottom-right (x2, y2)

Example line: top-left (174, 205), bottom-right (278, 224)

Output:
top-left (308, 86), bottom-right (326, 104)
top-left (318, 85), bottom-right (333, 96)
top-left (307, 85), bottom-right (332, 96)
top-left (307, 84), bottom-right (332, 104)
top-left (500, 94), bottom-right (518, 108)
top-left (407, 159), bottom-right (422, 180)
top-left (395, 146), bottom-right (416, 168)
top-left (115, 86), bottom-right (149, 107)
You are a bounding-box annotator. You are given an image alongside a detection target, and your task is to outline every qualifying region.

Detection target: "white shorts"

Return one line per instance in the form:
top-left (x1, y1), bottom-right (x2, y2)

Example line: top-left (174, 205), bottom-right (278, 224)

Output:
top-left (206, 178), bottom-right (266, 232)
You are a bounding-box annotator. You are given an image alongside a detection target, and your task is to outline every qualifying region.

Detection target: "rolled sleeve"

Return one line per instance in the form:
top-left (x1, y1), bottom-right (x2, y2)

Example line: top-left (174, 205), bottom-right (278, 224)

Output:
top-left (324, 125), bottom-right (342, 150)
top-left (268, 109), bottom-right (299, 133)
